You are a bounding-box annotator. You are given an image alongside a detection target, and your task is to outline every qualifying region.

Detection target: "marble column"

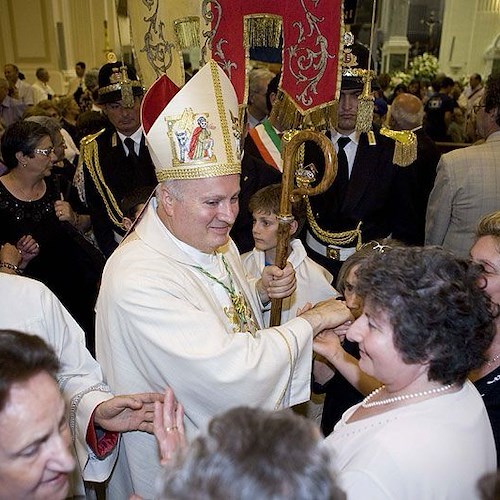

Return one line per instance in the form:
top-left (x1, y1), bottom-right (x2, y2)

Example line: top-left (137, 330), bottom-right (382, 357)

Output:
top-left (380, 0), bottom-right (411, 73)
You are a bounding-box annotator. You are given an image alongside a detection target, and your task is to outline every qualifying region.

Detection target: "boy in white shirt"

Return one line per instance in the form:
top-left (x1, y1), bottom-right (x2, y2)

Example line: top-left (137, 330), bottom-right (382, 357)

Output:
top-left (242, 183), bottom-right (339, 423)
top-left (242, 183), bottom-right (339, 326)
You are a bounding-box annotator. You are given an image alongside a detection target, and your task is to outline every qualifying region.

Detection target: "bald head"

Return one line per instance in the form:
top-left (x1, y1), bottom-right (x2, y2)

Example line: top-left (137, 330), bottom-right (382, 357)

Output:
top-left (390, 93), bottom-right (424, 131)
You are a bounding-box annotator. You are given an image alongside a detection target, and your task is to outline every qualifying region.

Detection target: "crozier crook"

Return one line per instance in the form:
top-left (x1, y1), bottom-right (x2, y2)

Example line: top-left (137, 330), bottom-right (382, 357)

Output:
top-left (269, 130), bottom-right (337, 327)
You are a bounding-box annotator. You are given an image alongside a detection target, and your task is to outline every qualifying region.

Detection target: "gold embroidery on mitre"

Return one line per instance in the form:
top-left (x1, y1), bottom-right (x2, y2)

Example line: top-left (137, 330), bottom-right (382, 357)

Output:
top-left (156, 164), bottom-right (241, 182)
top-left (210, 62), bottom-right (237, 166)
top-left (229, 109), bottom-right (242, 159)
top-left (154, 61), bottom-right (241, 181)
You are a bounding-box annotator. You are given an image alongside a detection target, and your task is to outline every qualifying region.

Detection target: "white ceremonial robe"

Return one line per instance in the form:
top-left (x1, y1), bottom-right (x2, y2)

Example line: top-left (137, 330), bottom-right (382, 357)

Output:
top-left (0, 274), bottom-right (118, 495)
top-left (241, 238), bottom-right (338, 326)
top-left (96, 197), bottom-right (314, 498)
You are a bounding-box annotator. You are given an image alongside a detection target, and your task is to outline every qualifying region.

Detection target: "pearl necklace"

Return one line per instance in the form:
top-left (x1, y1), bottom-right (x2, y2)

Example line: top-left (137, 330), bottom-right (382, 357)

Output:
top-left (486, 353), bottom-right (500, 367)
top-left (361, 383), bottom-right (453, 408)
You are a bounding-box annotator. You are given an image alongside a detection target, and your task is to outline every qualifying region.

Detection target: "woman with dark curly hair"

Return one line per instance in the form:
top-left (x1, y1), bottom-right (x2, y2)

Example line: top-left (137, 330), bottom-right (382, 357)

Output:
top-left (315, 246), bottom-right (497, 499)
top-left (313, 239), bottom-right (400, 437)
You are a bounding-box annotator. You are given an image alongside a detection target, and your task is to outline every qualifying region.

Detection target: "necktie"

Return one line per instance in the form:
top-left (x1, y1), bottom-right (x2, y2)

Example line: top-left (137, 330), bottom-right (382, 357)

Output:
top-left (335, 136), bottom-right (351, 208)
top-left (124, 137), bottom-right (139, 162)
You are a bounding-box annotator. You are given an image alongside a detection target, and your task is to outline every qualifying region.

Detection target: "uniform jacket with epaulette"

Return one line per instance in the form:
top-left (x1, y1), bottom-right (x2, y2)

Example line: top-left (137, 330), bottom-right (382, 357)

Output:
top-left (80, 127), bottom-right (156, 257)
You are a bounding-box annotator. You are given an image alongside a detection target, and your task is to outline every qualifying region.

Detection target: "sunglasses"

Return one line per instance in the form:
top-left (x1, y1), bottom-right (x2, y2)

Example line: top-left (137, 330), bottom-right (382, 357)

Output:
top-left (33, 146), bottom-right (54, 157)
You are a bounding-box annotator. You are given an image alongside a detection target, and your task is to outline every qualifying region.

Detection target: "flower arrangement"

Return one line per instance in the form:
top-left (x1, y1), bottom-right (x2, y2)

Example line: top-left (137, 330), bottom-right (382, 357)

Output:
top-left (408, 52), bottom-right (439, 81)
top-left (388, 52), bottom-right (440, 92)
top-left (389, 70), bottom-right (412, 90)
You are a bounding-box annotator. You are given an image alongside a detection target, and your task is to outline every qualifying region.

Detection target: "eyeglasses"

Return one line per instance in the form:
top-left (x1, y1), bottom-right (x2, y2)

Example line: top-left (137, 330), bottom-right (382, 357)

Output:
top-left (33, 146), bottom-right (54, 157)
top-left (473, 104), bottom-right (486, 113)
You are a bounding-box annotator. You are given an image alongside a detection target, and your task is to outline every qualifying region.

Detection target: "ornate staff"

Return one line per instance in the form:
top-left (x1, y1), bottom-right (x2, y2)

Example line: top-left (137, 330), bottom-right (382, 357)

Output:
top-left (269, 130), bottom-right (337, 327)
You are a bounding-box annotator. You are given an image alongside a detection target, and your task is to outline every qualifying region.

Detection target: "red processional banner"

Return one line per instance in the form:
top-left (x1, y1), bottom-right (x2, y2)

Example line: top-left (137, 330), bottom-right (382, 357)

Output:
top-left (209, 0), bottom-right (343, 118)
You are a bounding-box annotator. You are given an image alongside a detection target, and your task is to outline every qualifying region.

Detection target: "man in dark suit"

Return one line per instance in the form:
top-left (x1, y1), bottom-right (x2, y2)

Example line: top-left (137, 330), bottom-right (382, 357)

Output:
top-left (388, 92), bottom-right (440, 245)
top-left (303, 43), bottom-right (420, 279)
top-left (80, 61), bottom-right (157, 257)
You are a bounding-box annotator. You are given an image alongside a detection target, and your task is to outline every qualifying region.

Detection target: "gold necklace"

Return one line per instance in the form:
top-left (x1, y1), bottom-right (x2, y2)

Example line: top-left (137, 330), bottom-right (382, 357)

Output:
top-left (8, 175), bottom-right (44, 202)
top-left (194, 254), bottom-right (258, 335)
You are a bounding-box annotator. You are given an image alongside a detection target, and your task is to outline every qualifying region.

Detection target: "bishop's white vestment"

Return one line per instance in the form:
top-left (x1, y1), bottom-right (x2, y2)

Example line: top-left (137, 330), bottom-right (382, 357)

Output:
top-left (96, 198), bottom-right (314, 498)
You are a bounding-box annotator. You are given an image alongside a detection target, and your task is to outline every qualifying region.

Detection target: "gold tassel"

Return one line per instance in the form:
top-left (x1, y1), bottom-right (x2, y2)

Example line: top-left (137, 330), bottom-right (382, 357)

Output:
top-left (119, 66), bottom-right (134, 109)
top-left (394, 141), bottom-right (417, 167)
top-left (244, 15), bottom-right (282, 48)
top-left (356, 73), bottom-right (374, 133)
top-left (173, 17), bottom-right (200, 50)
top-left (380, 127), bottom-right (418, 167)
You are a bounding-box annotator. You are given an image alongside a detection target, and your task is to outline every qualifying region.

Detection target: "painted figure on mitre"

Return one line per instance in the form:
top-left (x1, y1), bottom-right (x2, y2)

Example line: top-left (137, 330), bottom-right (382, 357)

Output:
top-left (167, 108), bottom-right (217, 165)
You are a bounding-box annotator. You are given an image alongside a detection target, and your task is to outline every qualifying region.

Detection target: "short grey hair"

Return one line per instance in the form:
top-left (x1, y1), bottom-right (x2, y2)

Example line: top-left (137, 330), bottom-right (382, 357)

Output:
top-left (25, 116), bottom-right (61, 142)
top-left (248, 68), bottom-right (275, 95)
top-left (158, 406), bottom-right (342, 500)
top-left (84, 68), bottom-right (99, 90)
top-left (157, 179), bottom-right (188, 201)
top-left (390, 97), bottom-right (424, 130)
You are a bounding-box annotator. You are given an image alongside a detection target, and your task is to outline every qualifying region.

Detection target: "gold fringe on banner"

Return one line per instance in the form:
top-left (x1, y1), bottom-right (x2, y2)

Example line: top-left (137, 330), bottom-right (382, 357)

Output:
top-left (244, 15), bottom-right (282, 48)
top-left (270, 90), bottom-right (339, 131)
top-left (380, 127), bottom-right (418, 167)
top-left (304, 101), bottom-right (339, 131)
top-left (356, 73), bottom-right (374, 133)
top-left (270, 90), bottom-right (303, 130)
top-left (173, 16), bottom-right (200, 50)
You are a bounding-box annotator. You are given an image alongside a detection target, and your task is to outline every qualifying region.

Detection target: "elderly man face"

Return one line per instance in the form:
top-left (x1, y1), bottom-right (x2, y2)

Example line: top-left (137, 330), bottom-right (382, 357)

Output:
top-left (470, 74), bottom-right (481, 90)
top-left (103, 96), bottom-right (142, 136)
top-left (159, 174), bottom-right (240, 254)
top-left (4, 65), bottom-right (18, 85)
top-left (0, 371), bottom-right (75, 499)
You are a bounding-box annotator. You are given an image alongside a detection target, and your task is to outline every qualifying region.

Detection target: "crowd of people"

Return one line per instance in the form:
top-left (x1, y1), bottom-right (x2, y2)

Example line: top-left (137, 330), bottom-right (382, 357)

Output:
top-left (375, 71), bottom-right (485, 144)
top-left (0, 38), bottom-right (499, 500)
